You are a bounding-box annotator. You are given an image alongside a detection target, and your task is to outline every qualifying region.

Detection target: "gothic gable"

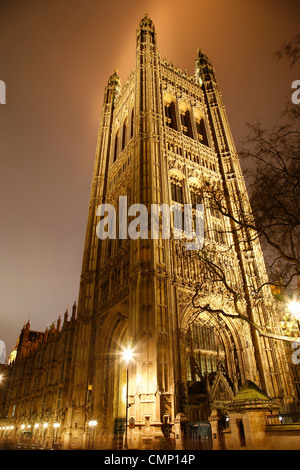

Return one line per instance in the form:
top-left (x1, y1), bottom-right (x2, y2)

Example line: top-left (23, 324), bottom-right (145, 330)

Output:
top-left (209, 371), bottom-right (235, 403)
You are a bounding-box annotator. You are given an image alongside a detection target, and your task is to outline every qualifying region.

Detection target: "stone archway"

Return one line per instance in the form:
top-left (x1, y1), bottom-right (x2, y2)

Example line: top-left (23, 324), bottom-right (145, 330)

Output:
top-left (177, 300), bottom-right (251, 429)
top-left (92, 306), bottom-right (129, 449)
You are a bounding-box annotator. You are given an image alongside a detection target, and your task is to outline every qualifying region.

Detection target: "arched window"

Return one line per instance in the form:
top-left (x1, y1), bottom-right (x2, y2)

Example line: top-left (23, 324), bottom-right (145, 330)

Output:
top-left (179, 107), bottom-right (193, 138)
top-left (122, 118), bottom-right (127, 151)
top-left (113, 129), bottom-right (119, 162)
top-left (208, 199), bottom-right (226, 245)
top-left (130, 108), bottom-right (134, 138)
top-left (186, 322), bottom-right (226, 383)
top-left (171, 181), bottom-right (184, 204)
top-left (190, 188), bottom-right (203, 209)
top-left (164, 101), bottom-right (177, 131)
top-left (196, 118), bottom-right (209, 146)
top-left (169, 169), bottom-right (185, 204)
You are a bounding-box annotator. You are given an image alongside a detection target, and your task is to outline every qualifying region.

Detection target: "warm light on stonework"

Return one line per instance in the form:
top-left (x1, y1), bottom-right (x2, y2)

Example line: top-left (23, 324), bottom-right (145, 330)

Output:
top-left (1, 14), bottom-right (298, 452)
top-left (289, 301), bottom-right (300, 319)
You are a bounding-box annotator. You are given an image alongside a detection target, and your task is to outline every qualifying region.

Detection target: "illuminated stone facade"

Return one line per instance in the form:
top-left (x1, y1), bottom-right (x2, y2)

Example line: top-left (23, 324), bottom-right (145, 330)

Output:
top-left (1, 15), bottom-right (298, 450)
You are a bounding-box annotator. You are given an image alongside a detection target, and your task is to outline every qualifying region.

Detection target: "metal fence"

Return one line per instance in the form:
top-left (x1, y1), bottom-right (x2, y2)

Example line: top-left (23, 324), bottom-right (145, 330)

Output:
top-left (265, 413), bottom-right (300, 425)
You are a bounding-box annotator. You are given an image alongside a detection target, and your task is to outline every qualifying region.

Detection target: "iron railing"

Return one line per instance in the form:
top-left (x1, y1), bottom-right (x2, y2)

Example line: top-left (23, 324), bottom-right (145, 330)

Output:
top-left (265, 413), bottom-right (300, 425)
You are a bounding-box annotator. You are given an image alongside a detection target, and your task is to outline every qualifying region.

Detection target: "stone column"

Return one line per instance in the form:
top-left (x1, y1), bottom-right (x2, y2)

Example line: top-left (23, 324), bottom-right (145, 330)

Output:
top-left (173, 413), bottom-right (187, 450)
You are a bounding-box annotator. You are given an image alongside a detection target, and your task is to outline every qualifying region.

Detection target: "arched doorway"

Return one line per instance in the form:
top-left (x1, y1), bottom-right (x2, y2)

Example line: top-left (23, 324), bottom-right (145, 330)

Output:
top-left (93, 309), bottom-right (129, 449)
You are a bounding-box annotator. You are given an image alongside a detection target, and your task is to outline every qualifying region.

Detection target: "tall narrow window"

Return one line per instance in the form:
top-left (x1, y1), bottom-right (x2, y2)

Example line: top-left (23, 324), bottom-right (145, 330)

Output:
top-left (186, 323), bottom-right (226, 383)
top-left (57, 388), bottom-right (62, 409)
top-left (60, 361), bottom-right (65, 381)
top-left (196, 118), bottom-right (209, 146)
top-left (33, 375), bottom-right (38, 391)
top-left (45, 369), bottom-right (50, 387)
top-left (122, 118), bottom-right (127, 151)
top-left (164, 101), bottom-right (177, 131)
top-left (41, 394), bottom-right (46, 413)
top-left (171, 181), bottom-right (183, 204)
top-left (131, 108), bottom-right (134, 138)
top-left (190, 189), bottom-right (202, 209)
top-left (113, 130), bottom-right (119, 162)
top-left (180, 110), bottom-right (193, 138)
top-left (237, 419), bottom-right (246, 447)
top-left (209, 200), bottom-right (226, 245)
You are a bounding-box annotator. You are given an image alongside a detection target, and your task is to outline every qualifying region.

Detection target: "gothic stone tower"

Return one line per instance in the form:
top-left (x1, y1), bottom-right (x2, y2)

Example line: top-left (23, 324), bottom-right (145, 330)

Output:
top-left (67, 15), bottom-right (294, 449)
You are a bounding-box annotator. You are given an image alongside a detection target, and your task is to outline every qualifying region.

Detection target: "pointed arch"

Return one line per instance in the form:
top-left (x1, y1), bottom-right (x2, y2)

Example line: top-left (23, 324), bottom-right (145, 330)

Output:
top-left (163, 93), bottom-right (178, 131)
top-left (188, 176), bottom-right (203, 209)
top-left (130, 107), bottom-right (134, 138)
top-left (180, 299), bottom-right (249, 394)
top-left (194, 109), bottom-right (209, 146)
top-left (93, 306), bottom-right (129, 446)
top-left (169, 168), bottom-right (185, 205)
top-left (122, 117), bottom-right (128, 151)
top-left (179, 101), bottom-right (194, 139)
top-left (113, 129), bottom-right (120, 162)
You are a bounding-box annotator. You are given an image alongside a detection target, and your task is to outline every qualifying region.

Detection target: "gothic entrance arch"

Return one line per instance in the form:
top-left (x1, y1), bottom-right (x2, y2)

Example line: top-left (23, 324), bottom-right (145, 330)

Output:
top-left (94, 308), bottom-right (129, 449)
top-left (180, 305), bottom-right (245, 429)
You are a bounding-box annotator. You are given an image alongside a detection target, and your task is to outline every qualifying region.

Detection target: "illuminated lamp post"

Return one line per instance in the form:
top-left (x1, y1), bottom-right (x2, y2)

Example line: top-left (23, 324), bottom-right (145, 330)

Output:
top-left (88, 420), bottom-right (97, 449)
top-left (53, 422), bottom-right (60, 447)
top-left (34, 423), bottom-right (39, 443)
top-left (122, 347), bottom-right (134, 450)
top-left (42, 422), bottom-right (48, 446)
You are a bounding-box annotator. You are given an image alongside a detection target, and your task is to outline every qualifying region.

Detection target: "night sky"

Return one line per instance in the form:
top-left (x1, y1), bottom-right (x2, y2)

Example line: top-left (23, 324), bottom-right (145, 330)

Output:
top-left (0, 0), bottom-right (299, 356)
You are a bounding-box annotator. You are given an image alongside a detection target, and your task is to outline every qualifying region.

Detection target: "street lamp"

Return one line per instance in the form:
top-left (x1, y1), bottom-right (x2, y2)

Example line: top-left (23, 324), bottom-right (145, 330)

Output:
top-left (88, 420), bottom-right (97, 426)
top-left (34, 423), bottom-right (39, 441)
top-left (53, 423), bottom-right (60, 447)
top-left (288, 300), bottom-right (300, 331)
top-left (122, 347), bottom-right (134, 450)
top-left (42, 422), bottom-right (48, 445)
top-left (123, 347), bottom-right (134, 364)
top-left (88, 420), bottom-right (97, 449)
top-left (288, 301), bottom-right (300, 317)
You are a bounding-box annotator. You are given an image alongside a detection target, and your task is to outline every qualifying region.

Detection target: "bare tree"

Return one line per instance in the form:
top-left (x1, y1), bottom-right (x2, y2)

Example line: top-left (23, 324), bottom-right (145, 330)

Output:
top-left (191, 247), bottom-right (299, 343)
top-left (240, 102), bottom-right (300, 290)
top-left (275, 34), bottom-right (300, 67)
top-left (189, 36), bottom-right (300, 344)
top-left (190, 103), bottom-right (300, 341)
top-left (190, 100), bottom-right (299, 344)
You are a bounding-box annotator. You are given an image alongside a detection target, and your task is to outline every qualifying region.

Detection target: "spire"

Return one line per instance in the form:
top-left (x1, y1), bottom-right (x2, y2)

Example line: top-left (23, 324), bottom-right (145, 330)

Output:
top-left (63, 308), bottom-right (69, 327)
top-left (196, 48), bottom-right (211, 66)
top-left (108, 69), bottom-right (120, 86)
top-left (137, 13), bottom-right (157, 48)
top-left (139, 13), bottom-right (155, 29)
top-left (104, 69), bottom-right (121, 105)
top-left (22, 318), bottom-right (30, 339)
top-left (195, 48), bottom-right (216, 84)
top-left (57, 315), bottom-right (61, 332)
top-left (71, 300), bottom-right (77, 321)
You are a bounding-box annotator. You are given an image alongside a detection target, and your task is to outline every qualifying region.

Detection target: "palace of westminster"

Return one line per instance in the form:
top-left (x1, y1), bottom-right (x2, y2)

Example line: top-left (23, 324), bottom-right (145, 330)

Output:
top-left (1, 15), bottom-right (300, 450)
